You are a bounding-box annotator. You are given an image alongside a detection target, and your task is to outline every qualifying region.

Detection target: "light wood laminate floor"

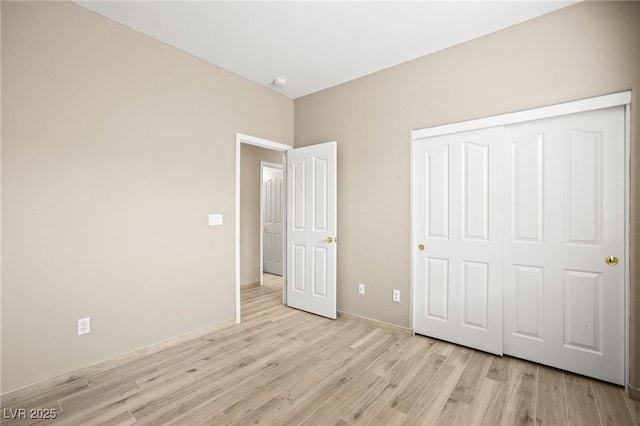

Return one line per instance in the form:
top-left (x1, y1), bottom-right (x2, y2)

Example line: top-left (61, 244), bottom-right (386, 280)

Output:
top-left (2, 273), bottom-right (638, 425)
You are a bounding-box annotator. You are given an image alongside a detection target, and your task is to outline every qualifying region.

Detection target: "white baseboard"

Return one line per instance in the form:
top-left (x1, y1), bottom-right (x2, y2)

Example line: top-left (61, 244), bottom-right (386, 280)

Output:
top-left (628, 383), bottom-right (640, 400)
top-left (1, 318), bottom-right (235, 407)
top-left (337, 311), bottom-right (412, 335)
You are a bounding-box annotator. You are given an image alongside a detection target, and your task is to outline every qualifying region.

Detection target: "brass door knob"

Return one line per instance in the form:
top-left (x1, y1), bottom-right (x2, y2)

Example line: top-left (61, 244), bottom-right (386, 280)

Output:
top-left (605, 256), bottom-right (619, 266)
top-left (326, 237), bottom-right (334, 244)
top-left (262, 226), bottom-right (266, 231)
top-left (418, 244), bottom-right (425, 251)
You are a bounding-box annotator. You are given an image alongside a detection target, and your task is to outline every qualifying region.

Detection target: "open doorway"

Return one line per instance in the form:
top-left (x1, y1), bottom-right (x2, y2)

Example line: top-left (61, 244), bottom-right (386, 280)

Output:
top-left (235, 134), bottom-right (339, 323)
top-left (235, 133), bottom-right (292, 324)
top-left (239, 147), bottom-right (282, 287)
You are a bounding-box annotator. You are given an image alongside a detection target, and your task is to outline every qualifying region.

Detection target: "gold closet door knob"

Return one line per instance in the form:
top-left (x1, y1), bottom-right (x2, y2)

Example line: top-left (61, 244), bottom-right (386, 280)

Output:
top-left (605, 256), bottom-right (619, 266)
top-left (326, 237), bottom-right (334, 244)
top-left (418, 244), bottom-right (425, 251)
top-left (262, 226), bottom-right (266, 231)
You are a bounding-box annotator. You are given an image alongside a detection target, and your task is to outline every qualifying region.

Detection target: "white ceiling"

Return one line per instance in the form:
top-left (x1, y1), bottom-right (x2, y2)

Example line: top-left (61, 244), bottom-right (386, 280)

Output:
top-left (74, 1), bottom-right (578, 99)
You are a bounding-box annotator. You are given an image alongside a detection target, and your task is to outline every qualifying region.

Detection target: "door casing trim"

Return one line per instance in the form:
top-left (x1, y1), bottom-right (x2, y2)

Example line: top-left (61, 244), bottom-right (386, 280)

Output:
top-left (413, 92), bottom-right (630, 139)
top-left (235, 133), bottom-right (291, 324)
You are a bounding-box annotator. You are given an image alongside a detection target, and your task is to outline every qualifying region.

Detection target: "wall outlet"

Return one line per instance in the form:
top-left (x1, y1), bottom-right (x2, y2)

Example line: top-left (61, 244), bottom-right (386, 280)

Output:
top-left (392, 289), bottom-right (400, 303)
top-left (78, 318), bottom-right (90, 335)
top-left (358, 283), bottom-right (365, 295)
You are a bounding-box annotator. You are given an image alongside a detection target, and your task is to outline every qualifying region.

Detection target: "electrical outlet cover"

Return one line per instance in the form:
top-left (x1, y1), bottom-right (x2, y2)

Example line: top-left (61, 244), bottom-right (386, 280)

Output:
top-left (78, 318), bottom-right (90, 335)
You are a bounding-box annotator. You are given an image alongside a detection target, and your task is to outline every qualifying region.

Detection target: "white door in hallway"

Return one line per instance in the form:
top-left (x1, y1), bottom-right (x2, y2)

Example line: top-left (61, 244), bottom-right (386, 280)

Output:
top-left (503, 107), bottom-right (625, 385)
top-left (413, 126), bottom-right (505, 355)
top-left (286, 142), bottom-right (337, 319)
top-left (262, 165), bottom-right (283, 276)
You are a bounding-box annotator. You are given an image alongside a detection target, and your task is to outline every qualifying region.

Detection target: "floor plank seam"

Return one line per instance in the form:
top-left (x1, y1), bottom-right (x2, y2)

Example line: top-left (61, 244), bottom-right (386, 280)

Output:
top-left (3, 274), bottom-right (636, 426)
top-left (591, 380), bottom-right (605, 426)
top-left (533, 365), bottom-right (539, 426)
top-left (562, 372), bottom-right (570, 425)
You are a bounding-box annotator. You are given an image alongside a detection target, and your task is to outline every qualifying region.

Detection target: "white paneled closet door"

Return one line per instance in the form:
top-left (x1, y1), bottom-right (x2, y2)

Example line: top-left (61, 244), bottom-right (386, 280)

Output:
top-left (504, 106), bottom-right (625, 385)
top-left (413, 104), bottom-right (626, 385)
top-left (414, 126), bottom-right (505, 355)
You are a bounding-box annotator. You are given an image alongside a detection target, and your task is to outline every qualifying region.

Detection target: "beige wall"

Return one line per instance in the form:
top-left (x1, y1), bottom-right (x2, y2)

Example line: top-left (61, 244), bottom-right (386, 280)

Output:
top-left (2, 0), bottom-right (639, 396)
top-left (295, 1), bottom-right (640, 388)
top-left (240, 144), bottom-right (282, 285)
top-left (1, 1), bottom-right (293, 393)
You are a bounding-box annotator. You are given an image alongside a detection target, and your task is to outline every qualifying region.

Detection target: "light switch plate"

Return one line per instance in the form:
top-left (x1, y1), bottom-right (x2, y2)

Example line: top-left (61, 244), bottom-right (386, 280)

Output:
top-left (208, 214), bottom-right (223, 226)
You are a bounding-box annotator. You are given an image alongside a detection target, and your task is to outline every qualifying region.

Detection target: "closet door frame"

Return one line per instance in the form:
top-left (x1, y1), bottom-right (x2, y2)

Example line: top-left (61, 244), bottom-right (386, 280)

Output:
top-left (410, 91), bottom-right (631, 384)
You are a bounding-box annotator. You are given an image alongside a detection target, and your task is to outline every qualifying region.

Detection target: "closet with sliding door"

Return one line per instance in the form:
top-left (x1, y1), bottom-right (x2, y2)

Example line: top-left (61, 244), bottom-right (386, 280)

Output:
top-left (412, 92), bottom-right (629, 385)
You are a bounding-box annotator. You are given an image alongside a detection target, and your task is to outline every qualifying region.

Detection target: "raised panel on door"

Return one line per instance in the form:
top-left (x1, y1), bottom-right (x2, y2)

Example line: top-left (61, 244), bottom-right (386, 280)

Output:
top-left (462, 143), bottom-right (489, 241)
top-left (512, 134), bottom-right (544, 243)
top-left (564, 270), bottom-right (602, 352)
top-left (511, 265), bottom-right (544, 341)
top-left (414, 126), bottom-right (504, 355)
top-left (425, 257), bottom-right (448, 321)
top-left (313, 247), bottom-right (327, 297)
top-left (504, 106), bottom-right (625, 385)
top-left (286, 142), bottom-right (337, 319)
top-left (565, 130), bottom-right (602, 246)
top-left (461, 261), bottom-right (489, 330)
top-left (292, 160), bottom-right (306, 230)
top-left (292, 245), bottom-right (306, 292)
top-left (427, 145), bottom-right (449, 239)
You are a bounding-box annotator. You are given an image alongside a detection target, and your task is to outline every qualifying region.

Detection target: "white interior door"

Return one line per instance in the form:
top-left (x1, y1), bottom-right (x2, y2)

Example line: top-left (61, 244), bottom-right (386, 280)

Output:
top-left (414, 127), bottom-right (505, 355)
top-left (504, 107), bottom-right (625, 385)
top-left (262, 165), bottom-right (283, 276)
top-left (286, 141), bottom-right (337, 319)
